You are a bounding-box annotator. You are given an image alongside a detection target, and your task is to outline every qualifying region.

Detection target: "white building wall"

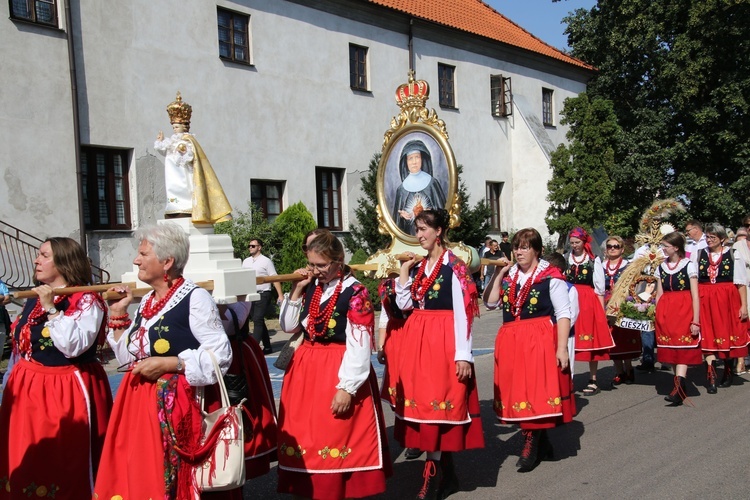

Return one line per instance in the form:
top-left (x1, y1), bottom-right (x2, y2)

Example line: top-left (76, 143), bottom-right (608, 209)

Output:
top-left (1, 0), bottom-right (590, 280)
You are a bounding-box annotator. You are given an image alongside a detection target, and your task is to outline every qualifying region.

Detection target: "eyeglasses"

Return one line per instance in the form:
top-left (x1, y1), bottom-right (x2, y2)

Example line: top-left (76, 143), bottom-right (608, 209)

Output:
top-left (307, 261), bottom-right (335, 273)
top-left (248, 244), bottom-right (259, 248)
top-left (606, 244), bottom-right (621, 249)
top-left (513, 246), bottom-right (532, 253)
top-left (705, 235), bottom-right (720, 241)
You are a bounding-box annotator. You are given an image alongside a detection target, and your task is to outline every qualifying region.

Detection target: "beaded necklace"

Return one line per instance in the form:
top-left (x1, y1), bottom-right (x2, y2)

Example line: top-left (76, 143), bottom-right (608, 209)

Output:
top-left (307, 278), bottom-right (344, 339)
top-left (141, 277), bottom-right (185, 320)
top-left (570, 252), bottom-right (587, 279)
top-left (15, 294), bottom-right (65, 357)
top-left (604, 257), bottom-right (623, 291)
top-left (410, 249), bottom-right (447, 302)
top-left (707, 249), bottom-right (722, 284)
top-left (508, 265), bottom-right (538, 318)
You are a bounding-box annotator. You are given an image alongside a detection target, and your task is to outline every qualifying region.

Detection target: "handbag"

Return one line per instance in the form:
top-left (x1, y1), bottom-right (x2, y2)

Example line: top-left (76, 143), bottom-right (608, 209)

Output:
top-left (184, 350), bottom-right (246, 492)
top-left (273, 330), bottom-right (303, 371)
top-left (224, 307), bottom-right (250, 406)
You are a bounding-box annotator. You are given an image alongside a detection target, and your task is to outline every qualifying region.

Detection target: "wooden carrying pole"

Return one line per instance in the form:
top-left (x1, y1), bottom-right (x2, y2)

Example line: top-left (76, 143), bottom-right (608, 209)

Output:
top-left (10, 256), bottom-right (512, 300)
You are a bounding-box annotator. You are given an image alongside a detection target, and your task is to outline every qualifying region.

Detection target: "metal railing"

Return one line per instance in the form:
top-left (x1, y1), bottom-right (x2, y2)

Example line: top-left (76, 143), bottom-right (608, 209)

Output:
top-left (0, 220), bottom-right (110, 290)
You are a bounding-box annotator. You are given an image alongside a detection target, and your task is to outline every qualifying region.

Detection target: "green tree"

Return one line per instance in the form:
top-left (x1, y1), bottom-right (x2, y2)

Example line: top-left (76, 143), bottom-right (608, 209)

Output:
top-left (344, 153), bottom-right (391, 255)
top-left (564, 0), bottom-right (750, 228)
top-left (448, 165), bottom-right (493, 247)
top-left (215, 202), bottom-right (277, 261)
top-left (545, 93), bottom-right (621, 248)
top-left (271, 202), bottom-right (317, 292)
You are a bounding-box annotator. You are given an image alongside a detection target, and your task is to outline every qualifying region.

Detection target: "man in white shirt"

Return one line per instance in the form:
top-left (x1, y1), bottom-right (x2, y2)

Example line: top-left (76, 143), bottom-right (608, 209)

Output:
top-left (241, 239), bottom-right (283, 354)
top-left (685, 220), bottom-right (708, 261)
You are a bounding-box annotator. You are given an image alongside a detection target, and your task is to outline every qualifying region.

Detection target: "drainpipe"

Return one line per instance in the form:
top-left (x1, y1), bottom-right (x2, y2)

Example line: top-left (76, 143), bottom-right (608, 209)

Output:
top-left (408, 19), bottom-right (414, 71)
top-left (64, 0), bottom-right (86, 249)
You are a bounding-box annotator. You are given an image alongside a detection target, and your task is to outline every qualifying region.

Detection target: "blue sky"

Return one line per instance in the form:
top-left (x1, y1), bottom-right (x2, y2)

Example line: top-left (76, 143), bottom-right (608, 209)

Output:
top-left (484, 0), bottom-right (597, 50)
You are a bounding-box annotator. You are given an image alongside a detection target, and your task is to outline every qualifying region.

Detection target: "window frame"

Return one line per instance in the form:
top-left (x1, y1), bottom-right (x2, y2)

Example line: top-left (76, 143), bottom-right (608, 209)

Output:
top-left (315, 168), bottom-right (344, 231)
top-left (217, 7), bottom-right (251, 65)
top-left (490, 74), bottom-right (513, 118)
top-left (349, 43), bottom-right (369, 92)
top-left (250, 180), bottom-right (284, 222)
top-left (486, 182), bottom-right (503, 231)
top-left (9, 0), bottom-right (58, 27)
top-left (438, 63), bottom-right (456, 109)
top-left (542, 87), bottom-right (554, 126)
top-left (81, 147), bottom-right (132, 231)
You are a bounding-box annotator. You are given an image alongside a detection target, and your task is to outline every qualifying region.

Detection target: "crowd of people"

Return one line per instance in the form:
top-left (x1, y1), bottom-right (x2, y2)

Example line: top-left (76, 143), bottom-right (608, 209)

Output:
top-left (0, 214), bottom-right (748, 499)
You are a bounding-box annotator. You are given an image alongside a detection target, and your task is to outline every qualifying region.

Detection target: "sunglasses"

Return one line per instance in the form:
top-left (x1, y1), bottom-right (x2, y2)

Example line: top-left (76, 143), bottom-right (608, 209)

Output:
top-left (248, 244), bottom-right (259, 248)
top-left (606, 244), bottom-right (621, 249)
top-left (116, 358), bottom-right (144, 373)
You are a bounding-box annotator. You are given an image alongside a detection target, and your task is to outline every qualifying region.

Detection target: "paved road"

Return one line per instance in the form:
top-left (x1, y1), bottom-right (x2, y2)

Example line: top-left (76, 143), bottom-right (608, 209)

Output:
top-left (107, 308), bottom-right (750, 499)
top-left (5, 301), bottom-right (745, 498)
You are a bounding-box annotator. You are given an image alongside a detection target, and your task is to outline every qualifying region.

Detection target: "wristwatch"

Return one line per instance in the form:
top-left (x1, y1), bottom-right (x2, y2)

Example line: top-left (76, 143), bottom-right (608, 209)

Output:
top-left (47, 306), bottom-right (58, 316)
top-left (176, 357), bottom-right (184, 372)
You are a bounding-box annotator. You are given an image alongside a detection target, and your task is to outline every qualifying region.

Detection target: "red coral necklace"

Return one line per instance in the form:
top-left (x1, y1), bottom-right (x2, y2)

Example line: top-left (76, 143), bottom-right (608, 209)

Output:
top-left (15, 294), bottom-right (65, 356)
top-left (605, 258), bottom-right (623, 290)
top-left (508, 265), bottom-right (538, 318)
top-left (410, 250), bottom-right (446, 302)
top-left (307, 279), bottom-right (344, 338)
top-left (707, 249), bottom-right (722, 284)
top-left (142, 277), bottom-right (185, 319)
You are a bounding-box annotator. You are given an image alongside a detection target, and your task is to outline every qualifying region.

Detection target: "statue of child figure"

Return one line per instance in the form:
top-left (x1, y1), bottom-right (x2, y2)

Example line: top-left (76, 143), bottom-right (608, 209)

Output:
top-left (154, 92), bottom-right (232, 224)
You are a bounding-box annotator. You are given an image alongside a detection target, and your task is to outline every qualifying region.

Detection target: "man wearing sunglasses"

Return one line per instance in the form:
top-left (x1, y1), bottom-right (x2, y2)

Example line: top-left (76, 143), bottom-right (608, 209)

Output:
top-left (242, 239), bottom-right (283, 354)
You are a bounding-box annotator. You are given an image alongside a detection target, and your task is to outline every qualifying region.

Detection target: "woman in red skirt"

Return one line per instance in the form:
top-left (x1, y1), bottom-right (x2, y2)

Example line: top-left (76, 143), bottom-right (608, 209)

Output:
top-left (565, 227), bottom-right (614, 396)
top-left (696, 223), bottom-right (749, 392)
top-left (654, 231), bottom-right (701, 405)
top-left (0, 237), bottom-right (112, 500)
top-left (395, 209), bottom-right (483, 499)
top-left (94, 223), bottom-right (235, 500)
top-left (485, 228), bottom-right (574, 473)
top-left (601, 236), bottom-right (641, 386)
top-left (277, 230), bottom-right (390, 500)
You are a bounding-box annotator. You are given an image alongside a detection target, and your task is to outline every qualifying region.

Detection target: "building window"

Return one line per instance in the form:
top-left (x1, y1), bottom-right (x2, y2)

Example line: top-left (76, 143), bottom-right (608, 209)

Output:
top-left (486, 182), bottom-right (503, 231)
top-left (542, 88), bottom-right (554, 126)
top-left (10, 0), bottom-right (58, 26)
top-left (251, 180), bottom-right (284, 223)
top-left (316, 168), bottom-right (343, 230)
top-left (81, 147), bottom-right (131, 230)
top-left (490, 75), bottom-right (513, 117)
top-left (218, 8), bottom-right (250, 64)
top-left (349, 44), bottom-right (368, 91)
top-left (438, 63), bottom-right (456, 108)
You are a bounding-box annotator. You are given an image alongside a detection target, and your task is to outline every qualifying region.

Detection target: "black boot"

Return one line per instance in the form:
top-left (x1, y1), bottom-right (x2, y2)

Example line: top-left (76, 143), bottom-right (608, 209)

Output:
top-left (516, 430), bottom-right (541, 472)
top-left (437, 452), bottom-right (459, 499)
top-left (665, 375), bottom-right (686, 406)
top-left (417, 459), bottom-right (440, 500)
top-left (538, 429), bottom-right (554, 461)
top-left (705, 361), bottom-right (718, 394)
top-left (720, 359), bottom-right (735, 388)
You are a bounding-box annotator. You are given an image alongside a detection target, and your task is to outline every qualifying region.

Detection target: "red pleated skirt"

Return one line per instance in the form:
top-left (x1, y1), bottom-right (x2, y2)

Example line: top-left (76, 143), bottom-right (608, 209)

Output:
top-left (93, 372), bottom-right (240, 500)
top-left (380, 317), bottom-right (407, 408)
top-left (277, 341), bottom-right (391, 500)
top-left (494, 316), bottom-right (576, 429)
top-left (393, 309), bottom-right (484, 452)
top-left (235, 336), bottom-right (278, 479)
top-left (573, 284), bottom-right (615, 361)
top-left (609, 326), bottom-right (642, 360)
top-left (655, 290), bottom-right (703, 365)
top-left (699, 282), bottom-right (750, 358)
top-left (0, 359), bottom-right (112, 499)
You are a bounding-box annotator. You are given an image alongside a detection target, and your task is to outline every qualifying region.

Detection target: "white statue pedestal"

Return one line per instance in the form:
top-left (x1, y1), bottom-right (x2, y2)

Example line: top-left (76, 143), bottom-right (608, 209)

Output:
top-left (121, 218), bottom-right (259, 304)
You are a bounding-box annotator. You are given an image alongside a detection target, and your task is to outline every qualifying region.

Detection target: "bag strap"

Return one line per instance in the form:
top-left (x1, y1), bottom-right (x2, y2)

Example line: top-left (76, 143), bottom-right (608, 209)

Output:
top-left (205, 350), bottom-right (231, 409)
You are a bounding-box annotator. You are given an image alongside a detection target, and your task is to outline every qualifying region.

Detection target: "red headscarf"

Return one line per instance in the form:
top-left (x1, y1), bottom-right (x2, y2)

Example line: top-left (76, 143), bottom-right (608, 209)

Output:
top-left (569, 227), bottom-right (595, 259)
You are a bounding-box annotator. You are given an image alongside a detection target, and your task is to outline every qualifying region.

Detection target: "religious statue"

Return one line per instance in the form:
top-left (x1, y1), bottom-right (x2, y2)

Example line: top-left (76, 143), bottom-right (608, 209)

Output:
top-left (154, 92), bottom-right (232, 224)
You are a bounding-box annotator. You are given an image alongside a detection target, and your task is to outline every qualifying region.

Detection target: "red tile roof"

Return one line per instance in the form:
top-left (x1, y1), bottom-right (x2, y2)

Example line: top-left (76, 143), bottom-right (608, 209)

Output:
top-left (366, 0), bottom-right (594, 70)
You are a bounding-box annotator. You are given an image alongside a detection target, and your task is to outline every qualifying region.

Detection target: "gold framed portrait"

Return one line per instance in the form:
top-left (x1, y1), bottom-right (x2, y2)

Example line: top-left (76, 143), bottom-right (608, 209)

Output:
top-left (630, 276), bottom-right (657, 303)
top-left (377, 123), bottom-right (457, 244)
